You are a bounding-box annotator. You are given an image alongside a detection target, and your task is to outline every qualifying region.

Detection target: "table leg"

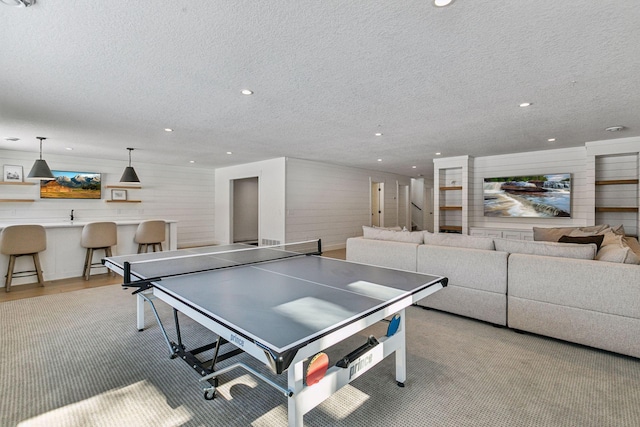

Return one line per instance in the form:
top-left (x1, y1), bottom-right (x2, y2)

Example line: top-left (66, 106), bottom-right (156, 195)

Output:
top-left (137, 293), bottom-right (145, 331)
top-left (395, 308), bottom-right (407, 385)
top-left (287, 361), bottom-right (304, 426)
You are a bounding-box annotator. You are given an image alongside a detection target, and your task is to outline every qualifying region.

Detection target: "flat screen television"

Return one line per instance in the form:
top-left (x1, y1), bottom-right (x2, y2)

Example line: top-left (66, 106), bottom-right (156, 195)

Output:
top-left (483, 173), bottom-right (571, 218)
top-left (40, 170), bottom-right (102, 199)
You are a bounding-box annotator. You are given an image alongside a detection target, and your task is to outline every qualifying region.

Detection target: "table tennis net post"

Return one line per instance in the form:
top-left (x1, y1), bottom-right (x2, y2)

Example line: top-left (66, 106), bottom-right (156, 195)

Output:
top-left (122, 239), bottom-right (322, 291)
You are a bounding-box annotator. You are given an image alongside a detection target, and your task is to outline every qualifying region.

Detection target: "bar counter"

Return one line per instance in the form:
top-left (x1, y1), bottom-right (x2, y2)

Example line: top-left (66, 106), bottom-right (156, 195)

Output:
top-left (0, 219), bottom-right (177, 288)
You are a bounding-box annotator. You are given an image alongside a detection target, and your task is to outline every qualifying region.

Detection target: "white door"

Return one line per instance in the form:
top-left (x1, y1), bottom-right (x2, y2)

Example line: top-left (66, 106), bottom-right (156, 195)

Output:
top-left (371, 181), bottom-right (384, 227)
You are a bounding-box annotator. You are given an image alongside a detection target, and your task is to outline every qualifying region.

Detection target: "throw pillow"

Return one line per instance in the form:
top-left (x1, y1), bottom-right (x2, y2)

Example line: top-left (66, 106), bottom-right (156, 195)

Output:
top-left (596, 240), bottom-right (640, 264)
top-left (558, 234), bottom-right (605, 251)
top-left (532, 227), bottom-right (578, 242)
top-left (579, 224), bottom-right (610, 233)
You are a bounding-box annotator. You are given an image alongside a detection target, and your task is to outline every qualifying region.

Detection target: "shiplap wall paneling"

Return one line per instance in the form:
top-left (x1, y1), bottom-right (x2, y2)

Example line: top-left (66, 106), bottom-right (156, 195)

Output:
top-left (471, 147), bottom-right (587, 231)
top-left (0, 149), bottom-right (216, 248)
top-left (285, 158), bottom-right (410, 250)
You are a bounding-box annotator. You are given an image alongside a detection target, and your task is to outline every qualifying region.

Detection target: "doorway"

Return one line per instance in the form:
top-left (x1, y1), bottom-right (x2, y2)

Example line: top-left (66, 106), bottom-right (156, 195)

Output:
top-left (398, 184), bottom-right (409, 230)
top-left (371, 181), bottom-right (384, 227)
top-left (232, 177), bottom-right (259, 245)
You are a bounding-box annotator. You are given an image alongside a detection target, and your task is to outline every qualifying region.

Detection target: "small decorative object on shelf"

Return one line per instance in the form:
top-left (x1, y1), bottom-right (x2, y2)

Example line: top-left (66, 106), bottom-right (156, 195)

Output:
top-left (111, 189), bottom-right (127, 201)
top-left (3, 165), bottom-right (23, 182)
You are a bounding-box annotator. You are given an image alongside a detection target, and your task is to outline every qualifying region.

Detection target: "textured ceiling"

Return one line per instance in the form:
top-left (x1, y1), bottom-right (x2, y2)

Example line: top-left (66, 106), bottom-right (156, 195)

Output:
top-left (1, 1), bottom-right (639, 177)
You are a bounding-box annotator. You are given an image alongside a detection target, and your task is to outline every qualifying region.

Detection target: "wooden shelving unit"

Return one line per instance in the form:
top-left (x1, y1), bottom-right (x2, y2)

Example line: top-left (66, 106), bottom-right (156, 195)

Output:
top-left (434, 157), bottom-right (470, 235)
top-left (0, 182), bottom-right (36, 186)
top-left (105, 184), bottom-right (142, 203)
top-left (595, 179), bottom-right (639, 186)
top-left (594, 176), bottom-right (638, 213)
top-left (105, 185), bottom-right (142, 189)
top-left (591, 151), bottom-right (640, 236)
top-left (0, 181), bottom-right (37, 202)
top-left (439, 225), bottom-right (463, 232)
top-left (595, 207), bottom-right (638, 213)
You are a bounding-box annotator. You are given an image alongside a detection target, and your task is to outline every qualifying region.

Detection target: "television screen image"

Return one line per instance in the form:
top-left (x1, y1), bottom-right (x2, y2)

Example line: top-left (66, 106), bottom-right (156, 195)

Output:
top-left (40, 171), bottom-right (101, 199)
top-left (483, 174), bottom-right (571, 218)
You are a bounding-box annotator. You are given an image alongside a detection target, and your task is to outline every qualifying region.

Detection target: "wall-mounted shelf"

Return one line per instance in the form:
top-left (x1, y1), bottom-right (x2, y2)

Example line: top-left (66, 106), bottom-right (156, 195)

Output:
top-left (105, 200), bottom-right (141, 203)
top-left (0, 199), bottom-right (35, 202)
top-left (0, 182), bottom-right (36, 186)
top-left (439, 225), bottom-right (463, 232)
top-left (105, 185), bottom-right (142, 189)
top-left (434, 157), bottom-right (469, 235)
top-left (595, 207), bottom-right (638, 213)
top-left (595, 179), bottom-right (639, 186)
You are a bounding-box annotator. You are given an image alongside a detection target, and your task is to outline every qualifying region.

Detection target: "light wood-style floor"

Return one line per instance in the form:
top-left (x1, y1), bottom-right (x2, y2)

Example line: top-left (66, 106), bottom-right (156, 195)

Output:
top-left (0, 248), bottom-right (347, 303)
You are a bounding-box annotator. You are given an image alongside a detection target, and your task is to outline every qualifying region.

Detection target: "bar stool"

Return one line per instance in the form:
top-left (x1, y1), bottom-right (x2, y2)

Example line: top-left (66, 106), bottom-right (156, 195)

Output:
top-left (134, 220), bottom-right (165, 253)
top-left (0, 225), bottom-right (46, 292)
top-left (81, 222), bottom-right (117, 280)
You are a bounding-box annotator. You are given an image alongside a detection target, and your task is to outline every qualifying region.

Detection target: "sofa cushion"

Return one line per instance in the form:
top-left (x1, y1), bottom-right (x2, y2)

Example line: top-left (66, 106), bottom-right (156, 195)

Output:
top-left (558, 234), bottom-right (605, 251)
top-left (362, 226), bottom-right (423, 243)
top-left (423, 231), bottom-right (495, 250)
top-left (595, 235), bottom-right (640, 264)
top-left (494, 238), bottom-right (596, 260)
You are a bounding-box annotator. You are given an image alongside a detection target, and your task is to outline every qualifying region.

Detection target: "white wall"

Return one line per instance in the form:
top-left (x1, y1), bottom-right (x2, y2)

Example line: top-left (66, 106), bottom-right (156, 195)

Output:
top-left (215, 158), bottom-right (286, 245)
top-left (471, 147), bottom-right (587, 229)
top-left (0, 149), bottom-right (215, 247)
top-left (285, 158), bottom-right (411, 250)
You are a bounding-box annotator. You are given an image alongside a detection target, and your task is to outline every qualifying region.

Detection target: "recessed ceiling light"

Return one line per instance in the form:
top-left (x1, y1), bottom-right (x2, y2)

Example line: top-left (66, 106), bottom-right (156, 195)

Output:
top-left (548, 138), bottom-right (556, 142)
top-left (377, 159), bottom-right (382, 162)
top-left (226, 151), bottom-right (232, 155)
top-left (375, 133), bottom-right (383, 136)
top-left (412, 166), bottom-right (417, 169)
top-left (435, 152), bottom-right (441, 156)
top-left (164, 128), bottom-right (173, 132)
top-left (241, 89), bottom-right (253, 95)
top-left (605, 125), bottom-right (625, 132)
top-left (65, 147), bottom-right (73, 151)
top-left (434, 0), bottom-right (453, 6)
top-left (189, 160), bottom-right (195, 164)
top-left (519, 102), bottom-right (532, 107)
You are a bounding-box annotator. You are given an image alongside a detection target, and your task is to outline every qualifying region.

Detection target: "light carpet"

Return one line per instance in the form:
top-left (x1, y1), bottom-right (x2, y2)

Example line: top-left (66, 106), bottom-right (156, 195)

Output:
top-left (1, 284), bottom-right (639, 426)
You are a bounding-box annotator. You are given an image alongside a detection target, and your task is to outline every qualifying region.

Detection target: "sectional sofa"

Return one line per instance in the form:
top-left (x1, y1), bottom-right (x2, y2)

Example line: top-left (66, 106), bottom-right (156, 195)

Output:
top-left (346, 225), bottom-right (640, 359)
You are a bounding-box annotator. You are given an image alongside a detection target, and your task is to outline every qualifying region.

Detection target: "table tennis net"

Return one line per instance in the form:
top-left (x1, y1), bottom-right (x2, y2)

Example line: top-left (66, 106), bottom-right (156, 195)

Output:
top-left (123, 239), bottom-right (322, 287)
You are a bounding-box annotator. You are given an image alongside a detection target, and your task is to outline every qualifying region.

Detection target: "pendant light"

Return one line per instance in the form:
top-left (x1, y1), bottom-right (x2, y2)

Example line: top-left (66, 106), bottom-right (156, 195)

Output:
top-left (27, 137), bottom-right (54, 179)
top-left (120, 147), bottom-right (140, 183)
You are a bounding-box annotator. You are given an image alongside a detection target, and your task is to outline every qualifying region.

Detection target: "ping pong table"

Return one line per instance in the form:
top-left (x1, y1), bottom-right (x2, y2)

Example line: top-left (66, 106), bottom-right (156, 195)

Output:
top-left (103, 240), bottom-right (447, 426)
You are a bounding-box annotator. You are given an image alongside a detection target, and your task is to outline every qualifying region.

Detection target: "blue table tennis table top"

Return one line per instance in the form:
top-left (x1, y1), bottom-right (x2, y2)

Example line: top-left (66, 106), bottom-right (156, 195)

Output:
top-left (104, 244), bottom-right (446, 359)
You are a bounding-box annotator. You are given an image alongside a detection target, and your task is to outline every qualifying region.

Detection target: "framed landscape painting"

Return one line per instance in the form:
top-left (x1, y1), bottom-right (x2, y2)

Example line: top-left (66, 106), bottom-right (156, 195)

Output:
top-left (40, 170), bottom-right (102, 199)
